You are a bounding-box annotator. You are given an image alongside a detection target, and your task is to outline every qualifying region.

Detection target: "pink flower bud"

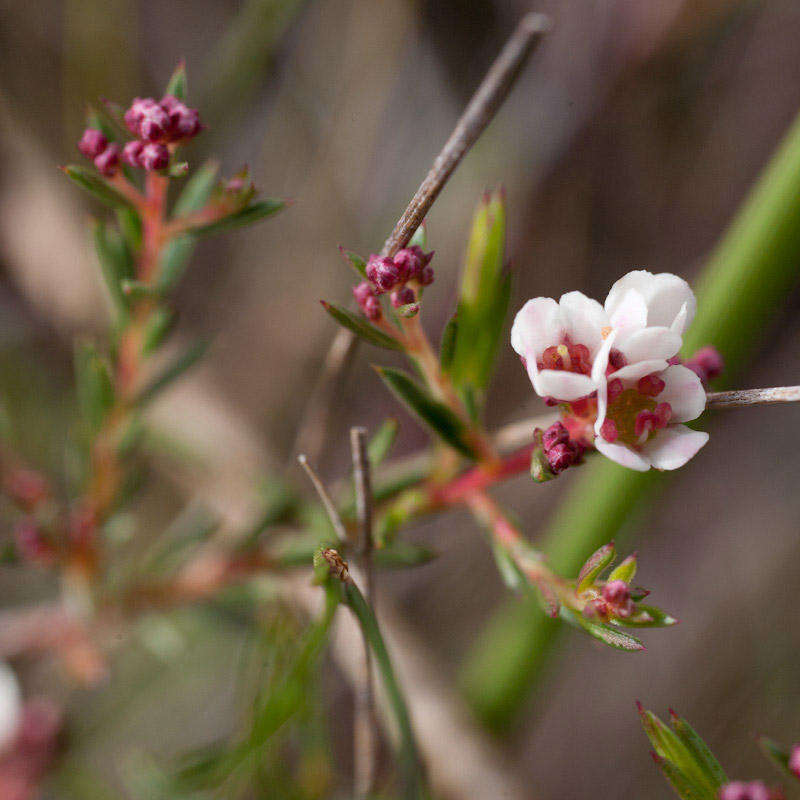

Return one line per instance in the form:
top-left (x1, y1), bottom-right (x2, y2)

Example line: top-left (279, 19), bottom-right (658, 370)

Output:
top-left (363, 296), bottom-right (382, 322)
top-left (637, 374), bottom-right (665, 396)
top-left (93, 143), bottom-right (120, 176)
top-left (546, 442), bottom-right (579, 474)
top-left (789, 744), bottom-right (800, 778)
top-left (602, 579), bottom-right (634, 617)
top-left (366, 255), bottom-right (401, 293)
top-left (78, 128), bottom-right (108, 159)
top-left (160, 95), bottom-right (202, 140)
top-left (685, 346), bottom-right (724, 386)
top-left (138, 103), bottom-right (170, 142)
top-left (140, 142), bottom-right (169, 171)
top-left (418, 265), bottom-right (435, 286)
top-left (542, 421), bottom-right (569, 451)
top-left (122, 140), bottom-right (144, 168)
top-left (391, 286), bottom-right (416, 308)
top-left (124, 97), bottom-right (153, 134)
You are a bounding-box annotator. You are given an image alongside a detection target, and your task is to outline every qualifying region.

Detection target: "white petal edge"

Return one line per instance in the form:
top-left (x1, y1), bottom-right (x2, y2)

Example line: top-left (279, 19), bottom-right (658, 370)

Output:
top-left (0, 661), bottom-right (21, 754)
top-left (609, 359), bottom-right (669, 383)
top-left (615, 326), bottom-right (682, 363)
top-left (559, 291), bottom-right (608, 356)
top-left (534, 369), bottom-right (596, 401)
top-left (639, 425), bottom-right (709, 470)
top-left (608, 288), bottom-right (648, 334)
top-left (592, 331), bottom-right (617, 434)
top-left (605, 270), bottom-right (696, 331)
top-left (595, 438), bottom-right (651, 471)
top-left (658, 364), bottom-right (707, 422)
top-left (510, 298), bottom-right (563, 360)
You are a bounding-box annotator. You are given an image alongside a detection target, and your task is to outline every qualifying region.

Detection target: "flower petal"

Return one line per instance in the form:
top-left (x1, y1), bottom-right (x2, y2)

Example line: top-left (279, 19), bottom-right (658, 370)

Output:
top-left (534, 369), bottom-right (596, 401)
top-left (639, 425), bottom-right (709, 470)
top-left (595, 438), bottom-right (651, 471)
top-left (592, 330), bottom-right (617, 433)
top-left (605, 270), bottom-right (696, 331)
top-left (608, 288), bottom-right (648, 334)
top-left (609, 359), bottom-right (669, 383)
top-left (559, 291), bottom-right (608, 355)
top-left (510, 298), bottom-right (563, 360)
top-left (671, 301), bottom-right (690, 336)
top-left (658, 364), bottom-right (707, 422)
top-left (615, 326), bottom-right (682, 363)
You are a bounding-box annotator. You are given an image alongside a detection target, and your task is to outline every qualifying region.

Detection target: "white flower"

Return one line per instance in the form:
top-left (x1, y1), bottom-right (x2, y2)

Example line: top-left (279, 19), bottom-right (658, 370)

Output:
top-left (511, 270), bottom-right (709, 471)
top-left (0, 661), bottom-right (21, 754)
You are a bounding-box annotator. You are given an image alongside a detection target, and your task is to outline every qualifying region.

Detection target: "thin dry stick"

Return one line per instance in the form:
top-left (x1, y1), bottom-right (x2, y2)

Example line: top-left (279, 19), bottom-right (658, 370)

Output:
top-left (297, 453), bottom-right (348, 543)
top-left (706, 385), bottom-right (800, 408)
top-left (290, 12), bottom-right (551, 463)
top-left (350, 427), bottom-right (378, 797)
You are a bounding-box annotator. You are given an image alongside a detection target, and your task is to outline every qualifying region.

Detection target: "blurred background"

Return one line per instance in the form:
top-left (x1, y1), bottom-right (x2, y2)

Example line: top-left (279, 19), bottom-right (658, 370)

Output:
top-left (2, 0), bottom-right (800, 797)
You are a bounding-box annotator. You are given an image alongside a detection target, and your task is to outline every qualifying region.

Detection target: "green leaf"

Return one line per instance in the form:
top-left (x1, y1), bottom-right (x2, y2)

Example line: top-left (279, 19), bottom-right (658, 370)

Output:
top-left (652, 753), bottom-right (713, 800)
top-left (490, 538), bottom-right (530, 592)
top-left (158, 161), bottom-right (220, 292)
top-left (63, 165), bottom-right (134, 210)
top-left (368, 418), bottom-right (399, 466)
top-left (576, 542), bottom-right (615, 593)
top-left (671, 712), bottom-right (728, 789)
top-left (321, 302), bottom-right (401, 351)
top-left (374, 539), bottom-right (436, 569)
top-left (91, 219), bottom-right (133, 321)
top-left (341, 576), bottom-right (427, 799)
top-left (74, 340), bottom-right (115, 434)
top-left (759, 736), bottom-right (795, 780)
top-left (165, 61), bottom-right (188, 100)
top-left (608, 552), bottom-right (637, 583)
top-left (135, 340), bottom-right (207, 406)
top-left (375, 366), bottom-right (476, 459)
top-left (116, 206), bottom-right (143, 253)
top-left (339, 247), bottom-right (367, 278)
top-left (448, 190), bottom-right (510, 397)
top-left (142, 309), bottom-right (174, 355)
top-left (560, 607), bottom-right (644, 652)
top-left (408, 223), bottom-right (427, 250)
top-left (121, 279), bottom-right (160, 302)
top-left (614, 604), bottom-right (678, 628)
top-left (188, 199), bottom-right (285, 237)
top-left (439, 313), bottom-right (458, 371)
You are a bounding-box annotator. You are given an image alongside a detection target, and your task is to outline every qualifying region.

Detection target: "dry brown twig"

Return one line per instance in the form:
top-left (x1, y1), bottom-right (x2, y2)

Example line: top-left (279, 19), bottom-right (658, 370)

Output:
top-left (290, 12), bottom-right (552, 463)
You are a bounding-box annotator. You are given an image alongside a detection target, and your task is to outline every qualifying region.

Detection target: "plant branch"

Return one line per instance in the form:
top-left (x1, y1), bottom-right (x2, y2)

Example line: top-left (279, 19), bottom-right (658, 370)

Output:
top-left (297, 454), bottom-right (348, 543)
top-left (291, 12), bottom-right (551, 464)
top-left (705, 385), bottom-right (800, 408)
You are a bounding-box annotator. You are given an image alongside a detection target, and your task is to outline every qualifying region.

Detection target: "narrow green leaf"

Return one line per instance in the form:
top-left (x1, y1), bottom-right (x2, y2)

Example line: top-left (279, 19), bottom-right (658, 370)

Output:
top-left (614, 604), bottom-right (677, 628)
top-left (560, 607), bottom-right (644, 652)
top-left (368, 418), bottom-right (399, 466)
top-left (342, 577), bottom-right (427, 799)
top-left (321, 302), bottom-right (401, 351)
top-left (671, 712), bottom-right (728, 789)
top-left (165, 61), bottom-right (188, 100)
top-left (490, 538), bottom-right (530, 592)
top-left (338, 247), bottom-right (367, 278)
top-left (188, 199), bottom-right (285, 237)
top-left (135, 340), bottom-right (207, 406)
top-left (92, 219), bottom-right (133, 320)
top-left (408, 223), bottom-right (427, 249)
top-left (74, 340), bottom-right (115, 433)
top-left (121, 279), bottom-right (160, 302)
top-left (439, 313), bottom-right (458, 372)
top-left (608, 553), bottom-right (637, 584)
top-left (375, 366), bottom-right (476, 459)
top-left (63, 165), bottom-right (134, 209)
top-left (116, 206), bottom-right (143, 253)
top-left (652, 753), bottom-right (713, 800)
top-left (373, 540), bottom-right (436, 569)
top-left (142, 309), bottom-right (174, 355)
top-left (576, 542), bottom-right (615, 593)
top-left (758, 736), bottom-right (794, 779)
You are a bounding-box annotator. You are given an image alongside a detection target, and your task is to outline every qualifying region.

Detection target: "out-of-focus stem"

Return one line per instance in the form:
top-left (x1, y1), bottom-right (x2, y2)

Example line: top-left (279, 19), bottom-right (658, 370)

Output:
top-left (706, 385), bottom-right (800, 408)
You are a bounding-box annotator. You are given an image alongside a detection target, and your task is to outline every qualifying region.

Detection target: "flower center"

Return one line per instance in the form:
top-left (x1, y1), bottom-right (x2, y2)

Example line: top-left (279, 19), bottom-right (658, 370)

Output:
top-left (600, 375), bottom-right (673, 448)
top-left (538, 340), bottom-right (591, 375)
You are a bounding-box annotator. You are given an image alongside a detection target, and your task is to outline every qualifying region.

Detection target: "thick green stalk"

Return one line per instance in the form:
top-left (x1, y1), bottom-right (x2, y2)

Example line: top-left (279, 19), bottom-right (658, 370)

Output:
top-left (460, 108), bottom-right (800, 731)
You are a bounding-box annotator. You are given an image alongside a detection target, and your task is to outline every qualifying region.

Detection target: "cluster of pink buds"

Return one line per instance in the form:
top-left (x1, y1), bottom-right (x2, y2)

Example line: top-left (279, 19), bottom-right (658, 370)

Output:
top-left (77, 128), bottom-right (120, 176)
top-left (586, 579), bottom-right (635, 620)
top-left (541, 421), bottom-right (583, 474)
top-left (121, 95), bottom-right (201, 171)
top-left (353, 245), bottom-right (434, 321)
top-left (719, 781), bottom-right (783, 800)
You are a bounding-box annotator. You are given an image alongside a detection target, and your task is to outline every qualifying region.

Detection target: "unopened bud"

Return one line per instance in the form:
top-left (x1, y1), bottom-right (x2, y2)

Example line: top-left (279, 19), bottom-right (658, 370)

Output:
top-left (542, 421), bottom-right (569, 450)
top-left (547, 442), bottom-right (577, 474)
top-left (93, 143), bottom-right (120, 176)
top-left (366, 255), bottom-right (401, 293)
top-left (602, 579), bottom-right (634, 618)
top-left (789, 744), bottom-right (800, 778)
top-left (685, 346), bottom-right (724, 386)
top-left (122, 139), bottom-right (144, 168)
top-left (140, 142), bottom-right (169, 171)
top-left (718, 782), bottom-right (773, 800)
top-left (391, 286), bottom-right (416, 308)
top-left (78, 128), bottom-right (108, 159)
top-left (418, 265), bottom-right (435, 286)
top-left (139, 103), bottom-right (170, 142)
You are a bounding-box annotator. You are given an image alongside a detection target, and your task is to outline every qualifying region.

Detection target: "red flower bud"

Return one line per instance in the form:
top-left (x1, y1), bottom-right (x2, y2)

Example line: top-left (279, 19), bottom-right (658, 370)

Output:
top-left (78, 128), bottom-right (108, 159)
top-left (391, 286), bottom-right (416, 308)
top-left (93, 144), bottom-right (120, 176)
top-left (122, 140), bottom-right (144, 168)
top-left (140, 143), bottom-right (169, 171)
top-left (366, 255), bottom-right (401, 293)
